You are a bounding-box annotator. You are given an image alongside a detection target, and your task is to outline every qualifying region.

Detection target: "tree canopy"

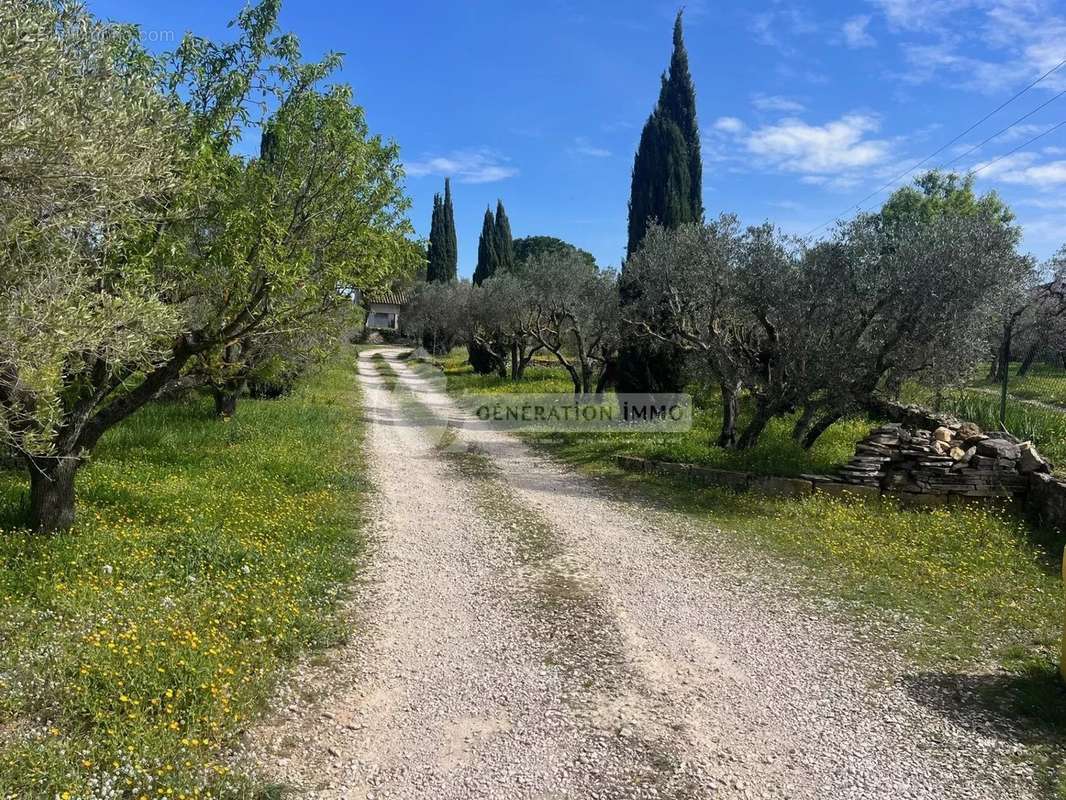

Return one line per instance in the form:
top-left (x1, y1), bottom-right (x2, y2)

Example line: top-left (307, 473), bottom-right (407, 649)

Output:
top-left (0, 0), bottom-right (418, 530)
top-left (513, 236), bottom-right (597, 271)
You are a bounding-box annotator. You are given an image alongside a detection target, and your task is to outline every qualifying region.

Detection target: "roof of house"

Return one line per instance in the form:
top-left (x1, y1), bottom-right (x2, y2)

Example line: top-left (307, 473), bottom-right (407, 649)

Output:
top-left (365, 289), bottom-right (411, 306)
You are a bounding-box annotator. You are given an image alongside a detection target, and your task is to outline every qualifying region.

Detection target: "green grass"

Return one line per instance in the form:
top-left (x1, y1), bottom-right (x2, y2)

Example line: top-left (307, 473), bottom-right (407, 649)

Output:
top-left (899, 361), bottom-right (1066, 472)
top-left (0, 352), bottom-right (368, 799)
top-left (900, 383), bottom-right (1066, 471)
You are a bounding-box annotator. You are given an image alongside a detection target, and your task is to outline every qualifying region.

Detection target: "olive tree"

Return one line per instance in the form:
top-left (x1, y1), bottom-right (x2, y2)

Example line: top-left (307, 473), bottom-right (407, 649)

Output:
top-left (1010, 247), bottom-right (1066, 376)
top-left (0, 1), bottom-right (185, 530)
top-left (625, 206), bottom-right (1027, 451)
top-left (782, 210), bottom-right (1027, 447)
top-left (466, 274), bottom-right (543, 381)
top-left (406, 280), bottom-right (468, 355)
top-left (0, 0), bottom-right (416, 531)
top-left (622, 218), bottom-right (753, 447)
top-left (523, 252), bottom-right (621, 396)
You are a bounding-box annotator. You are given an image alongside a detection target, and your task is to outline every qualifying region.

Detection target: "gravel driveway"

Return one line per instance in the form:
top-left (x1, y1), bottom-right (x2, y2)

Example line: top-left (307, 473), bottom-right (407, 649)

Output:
top-left (242, 348), bottom-right (1037, 799)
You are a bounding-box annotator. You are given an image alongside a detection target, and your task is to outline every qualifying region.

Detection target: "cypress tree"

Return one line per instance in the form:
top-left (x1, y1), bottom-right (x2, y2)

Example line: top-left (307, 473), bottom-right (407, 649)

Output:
top-left (658, 11), bottom-right (702, 223)
top-left (442, 178), bottom-right (458, 281)
top-left (473, 207), bottom-right (498, 286)
top-left (425, 192), bottom-right (443, 282)
top-left (493, 200), bottom-right (514, 273)
top-left (626, 10), bottom-right (702, 257)
top-left (469, 207), bottom-right (500, 375)
top-left (620, 9), bottom-right (702, 393)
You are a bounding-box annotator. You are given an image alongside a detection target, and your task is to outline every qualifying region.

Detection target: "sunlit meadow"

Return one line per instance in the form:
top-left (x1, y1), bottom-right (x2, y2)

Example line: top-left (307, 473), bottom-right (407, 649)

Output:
top-left (0, 354), bottom-right (367, 799)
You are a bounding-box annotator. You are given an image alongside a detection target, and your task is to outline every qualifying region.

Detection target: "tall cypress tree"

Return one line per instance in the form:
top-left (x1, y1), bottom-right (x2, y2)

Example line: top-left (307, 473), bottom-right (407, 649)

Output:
top-left (620, 10), bottom-right (702, 393)
top-left (659, 11), bottom-right (702, 224)
top-left (473, 207), bottom-right (499, 286)
top-left (442, 177), bottom-right (458, 281)
top-left (425, 192), bottom-right (444, 282)
top-left (468, 208), bottom-right (500, 374)
top-left (626, 10), bottom-right (702, 257)
top-left (493, 200), bottom-right (514, 273)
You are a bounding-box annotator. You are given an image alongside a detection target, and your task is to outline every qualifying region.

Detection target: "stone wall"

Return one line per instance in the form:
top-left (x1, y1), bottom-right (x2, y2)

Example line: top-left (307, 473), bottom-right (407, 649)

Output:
top-left (838, 422), bottom-right (1048, 498)
top-left (615, 456), bottom-right (978, 507)
top-left (861, 398), bottom-right (962, 432)
top-left (1028, 472), bottom-right (1066, 537)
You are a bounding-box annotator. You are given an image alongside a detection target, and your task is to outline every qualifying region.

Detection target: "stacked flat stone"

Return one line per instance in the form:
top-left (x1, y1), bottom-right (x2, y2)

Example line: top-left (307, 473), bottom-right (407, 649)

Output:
top-left (839, 420), bottom-right (1050, 497)
top-left (838, 424), bottom-right (900, 486)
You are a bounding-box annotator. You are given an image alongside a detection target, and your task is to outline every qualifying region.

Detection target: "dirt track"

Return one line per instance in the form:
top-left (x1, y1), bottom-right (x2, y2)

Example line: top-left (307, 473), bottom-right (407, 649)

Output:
top-left (243, 348), bottom-right (1035, 799)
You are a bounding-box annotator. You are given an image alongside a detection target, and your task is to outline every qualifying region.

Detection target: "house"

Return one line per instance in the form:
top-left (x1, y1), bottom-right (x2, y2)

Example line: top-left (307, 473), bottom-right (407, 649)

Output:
top-left (364, 289), bottom-right (411, 331)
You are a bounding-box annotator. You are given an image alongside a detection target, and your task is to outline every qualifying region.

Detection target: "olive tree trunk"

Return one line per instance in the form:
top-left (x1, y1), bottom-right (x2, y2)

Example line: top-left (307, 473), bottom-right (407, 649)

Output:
top-left (28, 456), bottom-right (80, 533)
top-left (717, 382), bottom-right (741, 449)
top-left (736, 399), bottom-right (775, 450)
top-left (212, 378), bottom-right (246, 418)
top-left (1017, 340), bottom-right (1042, 377)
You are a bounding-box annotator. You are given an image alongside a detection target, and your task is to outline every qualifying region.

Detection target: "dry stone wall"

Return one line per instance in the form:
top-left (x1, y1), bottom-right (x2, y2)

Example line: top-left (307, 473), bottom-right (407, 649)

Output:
top-left (839, 422), bottom-right (1048, 498)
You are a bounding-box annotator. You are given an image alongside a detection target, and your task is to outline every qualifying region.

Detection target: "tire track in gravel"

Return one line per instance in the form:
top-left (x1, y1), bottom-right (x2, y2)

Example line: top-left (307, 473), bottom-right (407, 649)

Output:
top-left (241, 350), bottom-right (712, 798)
top-left (387, 351), bottom-right (1039, 800)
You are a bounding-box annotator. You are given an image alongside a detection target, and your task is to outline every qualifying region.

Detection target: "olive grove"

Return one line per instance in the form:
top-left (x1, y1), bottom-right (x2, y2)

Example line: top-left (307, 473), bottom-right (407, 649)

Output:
top-left (623, 196), bottom-right (1031, 450)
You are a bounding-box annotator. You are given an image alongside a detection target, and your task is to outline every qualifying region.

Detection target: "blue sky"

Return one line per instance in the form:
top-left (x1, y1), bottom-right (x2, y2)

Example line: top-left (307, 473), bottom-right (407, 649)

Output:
top-left (91, 0), bottom-right (1066, 275)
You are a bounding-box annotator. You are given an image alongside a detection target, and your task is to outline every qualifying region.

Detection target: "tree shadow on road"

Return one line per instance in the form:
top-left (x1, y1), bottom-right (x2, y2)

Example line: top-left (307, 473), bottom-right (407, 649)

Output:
top-left (904, 664), bottom-right (1066, 741)
top-left (903, 665), bottom-right (1066, 793)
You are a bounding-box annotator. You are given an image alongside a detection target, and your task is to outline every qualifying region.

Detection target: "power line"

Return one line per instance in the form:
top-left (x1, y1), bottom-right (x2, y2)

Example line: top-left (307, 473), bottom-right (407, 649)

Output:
top-left (970, 118), bottom-right (1066, 177)
top-left (803, 57), bottom-right (1066, 238)
top-left (939, 89), bottom-right (1066, 170)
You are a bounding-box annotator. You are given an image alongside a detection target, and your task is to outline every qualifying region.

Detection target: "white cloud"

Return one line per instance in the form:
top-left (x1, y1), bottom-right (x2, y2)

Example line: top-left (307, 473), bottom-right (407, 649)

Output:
top-left (749, 7), bottom-right (818, 52)
top-left (878, 0), bottom-right (1066, 94)
top-left (745, 113), bottom-right (892, 174)
top-left (873, 0), bottom-right (973, 30)
top-left (842, 15), bottom-right (875, 48)
top-left (571, 137), bottom-right (611, 158)
top-left (899, 42), bottom-right (1033, 93)
top-left (405, 149), bottom-right (518, 183)
top-left (752, 93), bottom-right (805, 113)
top-left (973, 152), bottom-right (1066, 187)
top-left (713, 116), bottom-right (747, 134)
top-left (1021, 195), bottom-right (1066, 209)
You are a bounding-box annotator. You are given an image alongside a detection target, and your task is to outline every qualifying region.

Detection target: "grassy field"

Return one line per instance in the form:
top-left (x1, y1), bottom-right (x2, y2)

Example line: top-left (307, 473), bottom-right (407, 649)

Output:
top-left (942, 390), bottom-right (1066, 467)
top-left (0, 352), bottom-right (368, 799)
top-left (431, 347), bottom-right (1066, 792)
